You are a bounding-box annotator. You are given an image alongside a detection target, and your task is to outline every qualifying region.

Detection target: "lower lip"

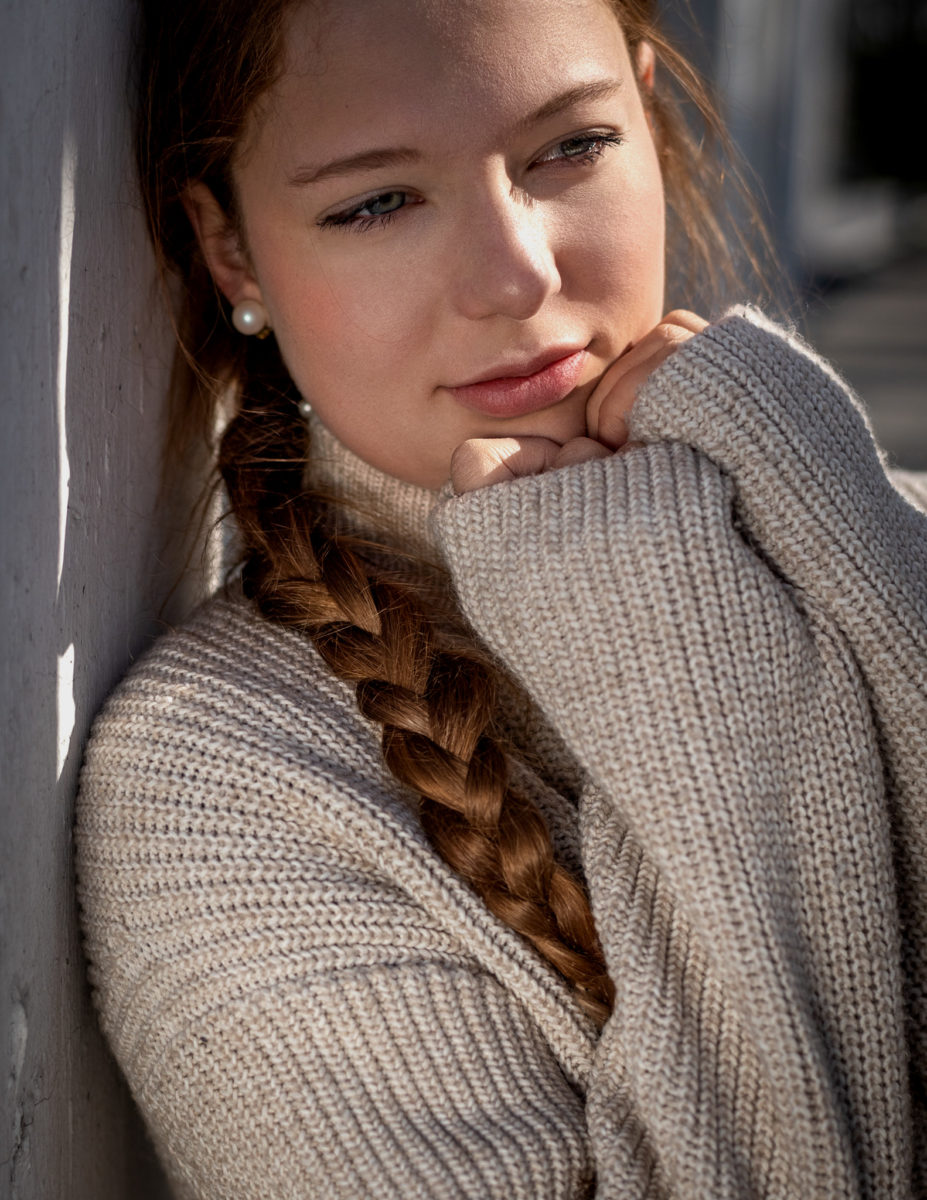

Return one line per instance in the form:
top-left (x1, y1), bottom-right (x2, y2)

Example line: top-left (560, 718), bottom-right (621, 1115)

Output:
top-left (449, 350), bottom-right (587, 418)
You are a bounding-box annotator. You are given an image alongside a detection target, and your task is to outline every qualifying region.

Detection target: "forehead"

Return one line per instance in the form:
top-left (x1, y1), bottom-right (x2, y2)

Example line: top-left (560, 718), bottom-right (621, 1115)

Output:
top-left (257, 0), bottom-right (630, 147)
top-left (284, 0), bottom-right (623, 68)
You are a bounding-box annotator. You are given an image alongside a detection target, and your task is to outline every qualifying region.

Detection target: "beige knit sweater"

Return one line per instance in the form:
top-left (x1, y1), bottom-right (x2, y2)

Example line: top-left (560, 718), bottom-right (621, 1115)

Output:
top-left (76, 309), bottom-right (927, 1199)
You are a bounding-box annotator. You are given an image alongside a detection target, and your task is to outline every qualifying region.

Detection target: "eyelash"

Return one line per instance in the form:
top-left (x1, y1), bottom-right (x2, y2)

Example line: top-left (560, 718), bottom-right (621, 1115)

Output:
top-left (537, 130), bottom-right (625, 166)
top-left (318, 130), bottom-right (626, 234)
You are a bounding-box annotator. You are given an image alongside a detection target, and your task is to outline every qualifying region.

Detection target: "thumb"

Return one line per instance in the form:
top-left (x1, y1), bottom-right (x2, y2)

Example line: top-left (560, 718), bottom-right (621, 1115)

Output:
top-left (450, 436), bottom-right (562, 494)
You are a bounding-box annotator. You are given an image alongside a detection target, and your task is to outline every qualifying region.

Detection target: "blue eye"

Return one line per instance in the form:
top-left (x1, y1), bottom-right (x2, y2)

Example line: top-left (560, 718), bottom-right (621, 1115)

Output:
top-left (320, 191), bottom-right (412, 232)
top-left (537, 132), bottom-right (625, 167)
top-left (362, 192), bottom-right (406, 216)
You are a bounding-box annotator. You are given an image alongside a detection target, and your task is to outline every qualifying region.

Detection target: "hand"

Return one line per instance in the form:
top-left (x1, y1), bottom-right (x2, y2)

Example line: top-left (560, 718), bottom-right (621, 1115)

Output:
top-left (451, 310), bottom-right (707, 495)
top-left (585, 310), bottom-right (707, 449)
top-left (450, 435), bottom-right (612, 493)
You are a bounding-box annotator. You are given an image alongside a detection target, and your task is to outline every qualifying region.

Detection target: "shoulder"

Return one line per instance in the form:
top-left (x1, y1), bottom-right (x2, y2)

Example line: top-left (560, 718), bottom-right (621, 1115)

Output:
top-left (83, 585), bottom-right (355, 764)
top-left (75, 587), bottom-right (429, 898)
top-left (74, 581), bottom-right (403, 890)
top-left (74, 586), bottom-right (422, 955)
top-left (78, 586), bottom-right (387, 823)
top-left (75, 588), bottom-right (453, 1063)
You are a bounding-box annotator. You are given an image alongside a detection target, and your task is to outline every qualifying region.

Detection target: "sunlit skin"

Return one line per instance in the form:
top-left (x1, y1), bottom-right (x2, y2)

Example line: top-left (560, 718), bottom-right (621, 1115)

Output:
top-left (185, 0), bottom-right (709, 490)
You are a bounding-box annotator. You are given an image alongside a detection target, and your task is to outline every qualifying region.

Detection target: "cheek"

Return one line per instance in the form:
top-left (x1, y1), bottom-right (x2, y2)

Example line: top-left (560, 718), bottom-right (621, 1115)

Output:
top-left (552, 129), bottom-right (666, 312)
top-left (259, 228), bottom-right (439, 349)
top-left (563, 186), bottom-right (665, 321)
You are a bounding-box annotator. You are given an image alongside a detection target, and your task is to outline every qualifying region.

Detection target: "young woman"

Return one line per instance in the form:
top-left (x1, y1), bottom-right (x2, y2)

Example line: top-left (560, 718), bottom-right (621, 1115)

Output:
top-left (76, 0), bottom-right (927, 1196)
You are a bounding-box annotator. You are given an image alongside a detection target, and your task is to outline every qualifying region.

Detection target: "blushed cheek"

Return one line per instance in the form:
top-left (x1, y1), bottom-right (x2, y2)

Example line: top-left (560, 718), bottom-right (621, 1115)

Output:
top-left (288, 242), bottom-right (438, 347)
top-left (261, 267), bottom-right (435, 420)
top-left (568, 202), bottom-right (665, 332)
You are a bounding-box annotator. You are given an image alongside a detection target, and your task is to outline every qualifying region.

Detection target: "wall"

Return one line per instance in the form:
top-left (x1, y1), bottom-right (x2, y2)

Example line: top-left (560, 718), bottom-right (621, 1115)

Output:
top-left (1, 1), bottom-right (206, 1195)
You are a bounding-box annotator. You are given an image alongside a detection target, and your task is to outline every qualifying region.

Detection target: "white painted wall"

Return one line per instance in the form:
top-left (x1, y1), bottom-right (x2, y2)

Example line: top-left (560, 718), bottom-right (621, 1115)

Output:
top-left (1, 2), bottom-right (207, 1195)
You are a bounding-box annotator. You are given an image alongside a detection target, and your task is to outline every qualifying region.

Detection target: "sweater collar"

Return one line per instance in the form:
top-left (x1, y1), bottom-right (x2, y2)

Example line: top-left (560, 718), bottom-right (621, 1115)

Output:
top-left (305, 411), bottom-right (442, 559)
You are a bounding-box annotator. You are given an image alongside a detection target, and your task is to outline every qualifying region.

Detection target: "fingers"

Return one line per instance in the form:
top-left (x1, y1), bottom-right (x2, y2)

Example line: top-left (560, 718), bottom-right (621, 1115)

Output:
top-left (450, 436), bottom-right (612, 494)
top-left (661, 309), bottom-right (709, 335)
top-left (450, 437), bottom-right (561, 493)
top-left (586, 311), bottom-right (708, 445)
top-left (551, 437), bottom-right (613, 470)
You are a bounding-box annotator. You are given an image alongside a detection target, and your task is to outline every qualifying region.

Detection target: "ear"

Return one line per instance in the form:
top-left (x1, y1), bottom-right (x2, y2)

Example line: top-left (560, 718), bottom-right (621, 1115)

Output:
top-left (182, 182), bottom-right (263, 306)
top-left (635, 40), bottom-right (656, 93)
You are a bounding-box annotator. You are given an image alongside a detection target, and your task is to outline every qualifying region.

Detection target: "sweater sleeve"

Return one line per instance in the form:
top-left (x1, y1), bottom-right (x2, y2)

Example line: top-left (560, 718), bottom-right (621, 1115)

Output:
top-left (432, 411), bottom-right (920, 1193)
top-left (629, 306), bottom-right (927, 801)
top-left (630, 309), bottom-right (927, 1185)
top-left (124, 960), bottom-right (593, 1200)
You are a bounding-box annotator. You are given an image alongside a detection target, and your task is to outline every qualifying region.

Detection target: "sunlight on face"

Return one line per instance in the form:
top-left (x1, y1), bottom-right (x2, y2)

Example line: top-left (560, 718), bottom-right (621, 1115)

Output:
top-left (232, 0), bottom-right (665, 487)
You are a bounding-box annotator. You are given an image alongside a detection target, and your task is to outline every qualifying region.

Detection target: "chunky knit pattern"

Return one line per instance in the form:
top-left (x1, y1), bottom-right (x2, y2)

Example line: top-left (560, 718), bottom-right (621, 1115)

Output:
top-left (76, 310), bottom-right (927, 1198)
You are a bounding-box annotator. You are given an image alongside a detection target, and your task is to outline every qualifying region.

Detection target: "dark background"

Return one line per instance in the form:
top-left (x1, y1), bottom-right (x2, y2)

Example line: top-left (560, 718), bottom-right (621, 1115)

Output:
top-left (661, 0), bottom-right (927, 468)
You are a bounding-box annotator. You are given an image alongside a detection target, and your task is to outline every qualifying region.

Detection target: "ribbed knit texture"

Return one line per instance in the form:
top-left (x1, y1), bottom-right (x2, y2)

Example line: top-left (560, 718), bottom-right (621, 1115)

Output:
top-left (307, 414), bottom-right (442, 560)
top-left (76, 310), bottom-right (927, 1198)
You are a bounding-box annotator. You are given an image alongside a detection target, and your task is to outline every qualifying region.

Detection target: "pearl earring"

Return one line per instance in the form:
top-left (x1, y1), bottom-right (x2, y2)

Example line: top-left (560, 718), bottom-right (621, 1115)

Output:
top-left (231, 299), bottom-right (271, 337)
top-left (297, 398), bottom-right (312, 421)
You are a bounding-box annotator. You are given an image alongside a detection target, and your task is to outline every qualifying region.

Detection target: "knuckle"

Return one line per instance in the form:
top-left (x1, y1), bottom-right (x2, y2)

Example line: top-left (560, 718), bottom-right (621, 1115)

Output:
top-left (655, 321), bottom-right (688, 344)
top-left (662, 308), bottom-right (709, 334)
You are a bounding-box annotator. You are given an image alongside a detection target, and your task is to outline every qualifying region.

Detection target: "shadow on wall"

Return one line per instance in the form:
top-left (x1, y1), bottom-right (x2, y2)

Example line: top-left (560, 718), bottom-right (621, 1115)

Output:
top-left (1, 2), bottom-right (210, 1196)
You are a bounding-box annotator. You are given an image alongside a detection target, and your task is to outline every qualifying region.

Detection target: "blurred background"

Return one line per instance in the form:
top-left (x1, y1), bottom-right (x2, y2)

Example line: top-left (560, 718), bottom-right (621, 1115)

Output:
top-left (661, 0), bottom-right (927, 469)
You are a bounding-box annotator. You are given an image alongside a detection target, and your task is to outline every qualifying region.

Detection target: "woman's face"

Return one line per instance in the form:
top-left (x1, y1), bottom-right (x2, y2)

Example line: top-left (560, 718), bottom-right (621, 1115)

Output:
top-left (215, 0), bottom-right (665, 488)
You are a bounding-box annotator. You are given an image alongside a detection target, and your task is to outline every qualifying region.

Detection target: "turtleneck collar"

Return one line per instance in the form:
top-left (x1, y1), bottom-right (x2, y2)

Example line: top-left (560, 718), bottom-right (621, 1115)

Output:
top-left (304, 411), bottom-right (442, 560)
top-left (301, 410), bottom-right (586, 809)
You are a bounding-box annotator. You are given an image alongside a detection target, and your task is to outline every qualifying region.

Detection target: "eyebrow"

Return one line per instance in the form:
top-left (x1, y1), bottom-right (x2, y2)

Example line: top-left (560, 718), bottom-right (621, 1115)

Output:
top-left (288, 147), bottom-right (423, 188)
top-left (287, 78), bottom-right (625, 188)
top-left (513, 78), bottom-right (624, 133)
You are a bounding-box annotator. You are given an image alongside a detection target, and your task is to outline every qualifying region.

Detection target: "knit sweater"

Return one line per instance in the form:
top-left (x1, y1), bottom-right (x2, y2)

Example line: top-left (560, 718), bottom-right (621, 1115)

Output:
top-left (76, 309), bottom-right (927, 1199)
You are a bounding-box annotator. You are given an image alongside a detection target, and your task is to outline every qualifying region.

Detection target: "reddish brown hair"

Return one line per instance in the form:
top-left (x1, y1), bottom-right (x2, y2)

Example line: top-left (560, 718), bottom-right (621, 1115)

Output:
top-left (138, 0), bottom-right (760, 1023)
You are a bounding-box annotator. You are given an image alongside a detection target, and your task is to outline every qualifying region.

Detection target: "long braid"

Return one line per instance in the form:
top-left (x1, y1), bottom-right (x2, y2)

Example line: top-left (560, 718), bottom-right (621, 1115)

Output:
top-left (220, 344), bottom-right (614, 1023)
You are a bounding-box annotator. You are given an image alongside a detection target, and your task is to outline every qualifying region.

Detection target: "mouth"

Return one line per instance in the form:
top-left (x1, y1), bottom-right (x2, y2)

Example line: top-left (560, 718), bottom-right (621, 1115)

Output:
top-left (448, 347), bottom-right (588, 419)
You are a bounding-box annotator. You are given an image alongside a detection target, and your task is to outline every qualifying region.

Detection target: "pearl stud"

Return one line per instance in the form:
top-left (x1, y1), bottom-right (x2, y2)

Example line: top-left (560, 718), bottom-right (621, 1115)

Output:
top-left (231, 299), bottom-right (270, 337)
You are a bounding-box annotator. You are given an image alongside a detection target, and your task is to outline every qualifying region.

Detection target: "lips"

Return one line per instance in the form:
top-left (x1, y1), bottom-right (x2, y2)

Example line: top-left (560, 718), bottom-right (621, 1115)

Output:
top-left (448, 347), bottom-right (588, 419)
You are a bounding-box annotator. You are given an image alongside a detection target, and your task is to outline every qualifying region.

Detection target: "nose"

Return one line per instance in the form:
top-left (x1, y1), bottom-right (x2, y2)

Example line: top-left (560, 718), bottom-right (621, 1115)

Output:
top-left (452, 183), bottom-right (561, 322)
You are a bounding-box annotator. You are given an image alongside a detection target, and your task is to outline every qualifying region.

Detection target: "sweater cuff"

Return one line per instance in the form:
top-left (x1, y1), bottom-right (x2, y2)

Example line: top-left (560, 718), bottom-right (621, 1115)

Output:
top-left (430, 441), bottom-right (740, 753)
top-left (630, 306), bottom-right (927, 626)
